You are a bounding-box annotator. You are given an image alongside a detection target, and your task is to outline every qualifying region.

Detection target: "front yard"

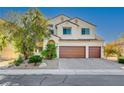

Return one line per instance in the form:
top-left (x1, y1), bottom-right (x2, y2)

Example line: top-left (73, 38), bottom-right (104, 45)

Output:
top-left (0, 58), bottom-right (58, 69)
top-left (0, 58), bottom-right (124, 70)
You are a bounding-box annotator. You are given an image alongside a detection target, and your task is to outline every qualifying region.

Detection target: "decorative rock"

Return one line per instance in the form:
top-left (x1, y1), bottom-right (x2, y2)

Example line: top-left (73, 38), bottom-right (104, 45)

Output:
top-left (39, 63), bottom-right (47, 68)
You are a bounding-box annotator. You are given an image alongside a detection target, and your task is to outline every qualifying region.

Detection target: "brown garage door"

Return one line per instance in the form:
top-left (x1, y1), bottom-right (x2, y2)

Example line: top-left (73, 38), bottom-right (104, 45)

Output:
top-left (89, 46), bottom-right (101, 58)
top-left (59, 46), bottom-right (85, 58)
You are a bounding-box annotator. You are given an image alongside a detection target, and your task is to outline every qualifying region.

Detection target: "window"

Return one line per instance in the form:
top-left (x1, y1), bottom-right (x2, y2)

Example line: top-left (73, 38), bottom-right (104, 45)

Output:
top-left (48, 24), bottom-right (53, 28)
top-left (63, 27), bottom-right (71, 35)
top-left (49, 30), bottom-right (54, 34)
top-left (81, 28), bottom-right (90, 35)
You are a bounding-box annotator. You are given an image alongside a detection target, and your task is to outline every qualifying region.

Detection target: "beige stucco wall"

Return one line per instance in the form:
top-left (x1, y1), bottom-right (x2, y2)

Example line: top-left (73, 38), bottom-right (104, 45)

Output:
top-left (57, 21), bottom-right (96, 39)
top-left (59, 40), bottom-right (104, 46)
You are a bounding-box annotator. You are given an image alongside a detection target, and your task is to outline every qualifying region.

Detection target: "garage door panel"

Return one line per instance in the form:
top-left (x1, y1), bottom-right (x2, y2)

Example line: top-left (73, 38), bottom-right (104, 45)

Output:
top-left (89, 47), bottom-right (101, 58)
top-left (59, 46), bottom-right (85, 58)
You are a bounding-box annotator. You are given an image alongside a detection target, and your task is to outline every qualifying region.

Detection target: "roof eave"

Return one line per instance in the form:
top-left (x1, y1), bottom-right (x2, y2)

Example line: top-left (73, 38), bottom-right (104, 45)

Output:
top-left (47, 14), bottom-right (71, 20)
top-left (56, 20), bottom-right (79, 27)
top-left (70, 17), bottom-right (96, 27)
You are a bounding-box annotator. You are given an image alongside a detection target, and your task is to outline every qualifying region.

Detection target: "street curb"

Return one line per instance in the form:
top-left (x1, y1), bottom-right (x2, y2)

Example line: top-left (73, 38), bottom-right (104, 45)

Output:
top-left (0, 69), bottom-right (124, 75)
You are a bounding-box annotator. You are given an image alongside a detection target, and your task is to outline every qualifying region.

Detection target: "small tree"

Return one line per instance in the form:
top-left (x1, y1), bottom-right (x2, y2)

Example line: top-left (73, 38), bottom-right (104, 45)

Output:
top-left (104, 43), bottom-right (115, 57)
top-left (114, 44), bottom-right (123, 57)
top-left (41, 44), bottom-right (57, 59)
top-left (104, 43), bottom-right (123, 58)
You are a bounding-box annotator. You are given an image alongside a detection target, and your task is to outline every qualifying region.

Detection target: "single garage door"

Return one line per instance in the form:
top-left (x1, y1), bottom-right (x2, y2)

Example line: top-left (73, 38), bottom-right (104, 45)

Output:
top-left (89, 46), bottom-right (101, 58)
top-left (59, 46), bottom-right (85, 58)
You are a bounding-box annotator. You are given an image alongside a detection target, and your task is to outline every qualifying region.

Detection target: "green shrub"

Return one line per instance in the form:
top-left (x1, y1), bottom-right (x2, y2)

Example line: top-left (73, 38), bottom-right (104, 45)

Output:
top-left (41, 44), bottom-right (57, 59)
top-left (14, 55), bottom-right (23, 66)
top-left (118, 56), bottom-right (124, 64)
top-left (41, 50), bottom-right (48, 58)
top-left (29, 55), bottom-right (42, 65)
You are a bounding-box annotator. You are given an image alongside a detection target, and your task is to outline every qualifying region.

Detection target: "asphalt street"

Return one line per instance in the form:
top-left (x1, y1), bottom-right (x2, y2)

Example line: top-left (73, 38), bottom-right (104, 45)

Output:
top-left (0, 75), bottom-right (124, 86)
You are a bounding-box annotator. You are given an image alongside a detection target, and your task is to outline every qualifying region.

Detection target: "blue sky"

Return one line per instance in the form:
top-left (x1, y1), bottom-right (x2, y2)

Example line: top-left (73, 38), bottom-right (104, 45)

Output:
top-left (0, 7), bottom-right (124, 43)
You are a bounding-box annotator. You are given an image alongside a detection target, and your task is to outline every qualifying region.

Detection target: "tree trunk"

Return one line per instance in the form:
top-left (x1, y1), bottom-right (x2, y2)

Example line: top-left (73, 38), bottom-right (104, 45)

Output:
top-left (23, 51), bottom-right (28, 60)
top-left (34, 62), bottom-right (37, 66)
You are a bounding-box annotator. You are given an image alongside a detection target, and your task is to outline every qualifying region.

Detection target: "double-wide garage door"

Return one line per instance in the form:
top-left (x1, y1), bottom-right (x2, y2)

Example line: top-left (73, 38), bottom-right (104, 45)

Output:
top-left (59, 46), bottom-right (101, 58)
top-left (59, 46), bottom-right (85, 58)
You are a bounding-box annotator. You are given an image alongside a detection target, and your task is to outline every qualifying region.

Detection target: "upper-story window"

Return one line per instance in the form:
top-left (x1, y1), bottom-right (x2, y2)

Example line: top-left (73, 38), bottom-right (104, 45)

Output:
top-left (81, 28), bottom-right (90, 35)
top-left (63, 27), bottom-right (72, 35)
top-left (49, 29), bottom-right (54, 34)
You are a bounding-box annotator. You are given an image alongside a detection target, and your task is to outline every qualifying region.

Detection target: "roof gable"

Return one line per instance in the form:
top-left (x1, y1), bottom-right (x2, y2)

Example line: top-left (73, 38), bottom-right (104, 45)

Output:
top-left (48, 14), bottom-right (71, 20)
top-left (56, 20), bottom-right (79, 27)
top-left (70, 17), bottom-right (96, 27)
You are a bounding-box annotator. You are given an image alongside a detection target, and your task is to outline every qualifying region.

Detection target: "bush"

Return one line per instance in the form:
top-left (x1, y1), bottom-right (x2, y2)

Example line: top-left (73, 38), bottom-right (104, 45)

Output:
top-left (41, 50), bottom-right (48, 58)
top-left (41, 44), bottom-right (57, 59)
top-left (14, 55), bottom-right (23, 66)
top-left (29, 55), bottom-right (42, 65)
top-left (118, 56), bottom-right (124, 64)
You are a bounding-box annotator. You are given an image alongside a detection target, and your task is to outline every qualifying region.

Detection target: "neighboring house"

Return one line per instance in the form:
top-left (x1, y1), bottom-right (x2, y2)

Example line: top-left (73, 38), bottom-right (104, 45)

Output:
top-left (0, 19), bottom-right (19, 59)
top-left (0, 14), bottom-right (104, 59)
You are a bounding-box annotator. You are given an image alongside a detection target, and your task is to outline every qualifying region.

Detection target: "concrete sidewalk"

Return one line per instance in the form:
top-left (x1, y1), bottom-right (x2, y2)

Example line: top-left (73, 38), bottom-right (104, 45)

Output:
top-left (1, 69), bottom-right (124, 75)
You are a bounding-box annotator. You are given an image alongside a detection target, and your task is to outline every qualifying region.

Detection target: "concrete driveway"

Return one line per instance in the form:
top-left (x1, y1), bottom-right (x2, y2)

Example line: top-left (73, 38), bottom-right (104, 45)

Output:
top-left (58, 58), bottom-right (124, 69)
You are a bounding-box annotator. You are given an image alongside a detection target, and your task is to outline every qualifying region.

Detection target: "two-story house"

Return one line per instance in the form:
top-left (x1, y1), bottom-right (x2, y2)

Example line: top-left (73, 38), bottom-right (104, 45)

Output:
top-left (43, 14), bottom-right (104, 58)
